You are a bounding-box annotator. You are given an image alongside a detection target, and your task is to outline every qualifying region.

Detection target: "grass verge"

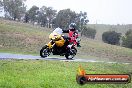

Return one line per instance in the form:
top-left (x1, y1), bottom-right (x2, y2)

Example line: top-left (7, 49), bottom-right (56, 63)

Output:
top-left (0, 59), bottom-right (132, 88)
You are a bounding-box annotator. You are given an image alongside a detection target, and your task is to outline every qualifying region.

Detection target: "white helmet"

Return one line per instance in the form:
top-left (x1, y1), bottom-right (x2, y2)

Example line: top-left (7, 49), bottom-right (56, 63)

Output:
top-left (53, 27), bottom-right (63, 35)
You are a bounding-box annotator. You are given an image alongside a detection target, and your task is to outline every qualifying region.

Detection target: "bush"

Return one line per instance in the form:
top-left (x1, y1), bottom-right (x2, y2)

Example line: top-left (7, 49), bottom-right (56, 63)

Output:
top-left (122, 29), bottom-right (132, 48)
top-left (102, 31), bottom-right (121, 45)
top-left (81, 26), bottom-right (96, 39)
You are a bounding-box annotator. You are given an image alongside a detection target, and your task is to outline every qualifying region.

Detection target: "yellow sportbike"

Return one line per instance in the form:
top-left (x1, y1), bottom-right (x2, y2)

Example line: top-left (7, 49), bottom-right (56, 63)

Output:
top-left (40, 31), bottom-right (77, 59)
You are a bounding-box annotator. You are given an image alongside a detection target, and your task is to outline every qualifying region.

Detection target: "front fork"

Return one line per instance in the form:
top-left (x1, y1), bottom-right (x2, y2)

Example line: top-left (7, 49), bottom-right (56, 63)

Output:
top-left (46, 40), bottom-right (55, 51)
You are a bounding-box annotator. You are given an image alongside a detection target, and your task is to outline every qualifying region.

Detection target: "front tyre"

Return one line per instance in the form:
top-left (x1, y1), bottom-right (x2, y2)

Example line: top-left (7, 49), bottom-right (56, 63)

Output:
top-left (40, 45), bottom-right (50, 58)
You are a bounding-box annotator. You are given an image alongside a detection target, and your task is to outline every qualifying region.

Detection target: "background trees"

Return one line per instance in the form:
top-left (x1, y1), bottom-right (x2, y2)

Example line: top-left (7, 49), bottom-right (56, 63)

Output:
top-left (101, 29), bottom-right (132, 49)
top-left (27, 5), bottom-right (39, 23)
top-left (77, 11), bottom-right (89, 30)
top-left (1, 0), bottom-right (89, 29)
top-left (102, 31), bottom-right (121, 45)
top-left (2, 0), bottom-right (26, 20)
top-left (122, 29), bottom-right (132, 48)
top-left (39, 6), bottom-right (57, 28)
top-left (53, 9), bottom-right (77, 29)
top-left (24, 5), bottom-right (57, 27)
top-left (0, 1), bottom-right (3, 6)
top-left (53, 9), bottom-right (89, 32)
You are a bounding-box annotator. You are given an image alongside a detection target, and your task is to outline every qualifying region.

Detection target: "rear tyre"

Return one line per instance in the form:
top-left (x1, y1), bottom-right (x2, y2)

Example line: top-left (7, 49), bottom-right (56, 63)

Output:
top-left (65, 47), bottom-right (77, 59)
top-left (40, 45), bottom-right (50, 58)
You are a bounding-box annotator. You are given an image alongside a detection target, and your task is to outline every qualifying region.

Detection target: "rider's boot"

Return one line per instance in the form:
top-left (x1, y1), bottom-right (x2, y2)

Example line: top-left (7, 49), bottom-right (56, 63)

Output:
top-left (77, 43), bottom-right (81, 47)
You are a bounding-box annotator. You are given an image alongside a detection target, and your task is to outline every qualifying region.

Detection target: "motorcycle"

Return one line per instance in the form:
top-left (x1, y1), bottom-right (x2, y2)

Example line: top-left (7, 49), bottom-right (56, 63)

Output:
top-left (40, 28), bottom-right (77, 59)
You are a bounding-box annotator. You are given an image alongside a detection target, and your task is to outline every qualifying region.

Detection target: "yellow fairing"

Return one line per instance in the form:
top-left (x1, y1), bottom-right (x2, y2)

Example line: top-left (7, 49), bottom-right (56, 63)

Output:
top-left (47, 41), bottom-right (52, 49)
top-left (55, 37), bottom-right (65, 47)
top-left (49, 33), bottom-right (55, 39)
top-left (49, 32), bottom-right (61, 40)
top-left (48, 32), bottom-right (65, 47)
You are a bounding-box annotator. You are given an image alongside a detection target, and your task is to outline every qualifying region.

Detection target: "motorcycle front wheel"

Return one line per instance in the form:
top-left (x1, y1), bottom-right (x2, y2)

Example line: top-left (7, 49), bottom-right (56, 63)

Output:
top-left (40, 45), bottom-right (50, 58)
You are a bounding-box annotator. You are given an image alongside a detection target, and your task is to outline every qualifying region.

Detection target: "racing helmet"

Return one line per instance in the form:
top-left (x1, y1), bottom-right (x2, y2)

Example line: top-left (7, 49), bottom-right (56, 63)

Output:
top-left (69, 23), bottom-right (77, 29)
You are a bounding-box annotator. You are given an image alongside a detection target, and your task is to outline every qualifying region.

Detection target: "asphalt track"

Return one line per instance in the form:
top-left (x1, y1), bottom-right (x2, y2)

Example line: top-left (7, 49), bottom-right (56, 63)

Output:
top-left (0, 53), bottom-right (98, 62)
top-left (0, 53), bottom-right (130, 64)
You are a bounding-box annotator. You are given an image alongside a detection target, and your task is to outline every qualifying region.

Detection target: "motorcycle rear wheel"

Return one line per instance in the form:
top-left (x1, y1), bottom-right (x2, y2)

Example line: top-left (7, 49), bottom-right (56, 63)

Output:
top-left (65, 47), bottom-right (77, 59)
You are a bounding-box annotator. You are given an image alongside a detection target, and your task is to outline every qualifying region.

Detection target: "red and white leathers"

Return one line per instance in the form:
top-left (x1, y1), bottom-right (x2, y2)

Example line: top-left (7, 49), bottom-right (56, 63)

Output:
top-left (68, 30), bottom-right (79, 45)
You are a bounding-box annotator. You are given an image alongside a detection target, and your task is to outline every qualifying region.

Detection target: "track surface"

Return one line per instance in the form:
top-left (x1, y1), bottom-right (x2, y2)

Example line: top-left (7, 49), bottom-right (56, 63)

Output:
top-left (0, 53), bottom-right (130, 64)
top-left (0, 53), bottom-right (98, 62)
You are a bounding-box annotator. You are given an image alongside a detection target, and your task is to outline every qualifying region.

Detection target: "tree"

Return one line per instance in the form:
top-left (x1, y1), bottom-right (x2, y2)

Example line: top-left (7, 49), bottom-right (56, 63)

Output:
top-left (27, 5), bottom-right (39, 23)
top-left (37, 8), bottom-right (47, 27)
top-left (39, 6), bottom-right (56, 28)
top-left (102, 31), bottom-right (121, 45)
top-left (53, 9), bottom-right (77, 29)
top-left (3, 0), bottom-right (26, 20)
top-left (0, 1), bottom-right (3, 7)
top-left (122, 29), bottom-right (132, 48)
top-left (24, 12), bottom-right (29, 23)
top-left (125, 29), bottom-right (132, 36)
top-left (76, 11), bottom-right (89, 31)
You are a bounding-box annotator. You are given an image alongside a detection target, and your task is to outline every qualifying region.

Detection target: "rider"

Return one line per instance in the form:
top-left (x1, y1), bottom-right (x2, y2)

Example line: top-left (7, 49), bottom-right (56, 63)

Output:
top-left (65, 23), bottom-right (81, 47)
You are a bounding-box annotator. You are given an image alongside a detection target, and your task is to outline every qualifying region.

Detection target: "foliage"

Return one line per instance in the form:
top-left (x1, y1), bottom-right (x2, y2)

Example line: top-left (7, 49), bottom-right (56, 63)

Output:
top-left (122, 29), bottom-right (132, 48)
top-left (27, 5), bottom-right (39, 22)
top-left (53, 9), bottom-right (77, 29)
top-left (102, 31), bottom-right (121, 45)
top-left (24, 5), bottom-right (57, 28)
top-left (38, 6), bottom-right (57, 28)
top-left (81, 26), bottom-right (96, 39)
top-left (125, 29), bottom-right (132, 36)
top-left (77, 11), bottom-right (89, 30)
top-left (53, 9), bottom-right (89, 29)
top-left (24, 12), bottom-right (30, 23)
top-left (2, 0), bottom-right (89, 29)
top-left (0, 1), bottom-right (3, 6)
top-left (2, 0), bottom-right (26, 20)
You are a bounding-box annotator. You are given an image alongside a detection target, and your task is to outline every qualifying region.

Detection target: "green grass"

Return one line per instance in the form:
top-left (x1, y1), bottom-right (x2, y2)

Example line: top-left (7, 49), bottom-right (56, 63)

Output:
top-left (0, 59), bottom-right (131, 88)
